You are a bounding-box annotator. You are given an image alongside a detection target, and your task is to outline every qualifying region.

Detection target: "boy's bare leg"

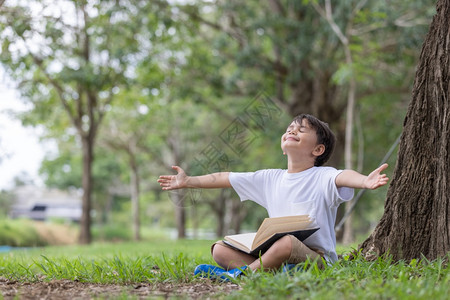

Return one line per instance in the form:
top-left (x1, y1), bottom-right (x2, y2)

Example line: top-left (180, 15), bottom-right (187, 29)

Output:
top-left (212, 235), bottom-right (292, 271)
top-left (212, 243), bottom-right (257, 270)
top-left (248, 235), bottom-right (292, 271)
top-left (212, 235), bottom-right (321, 272)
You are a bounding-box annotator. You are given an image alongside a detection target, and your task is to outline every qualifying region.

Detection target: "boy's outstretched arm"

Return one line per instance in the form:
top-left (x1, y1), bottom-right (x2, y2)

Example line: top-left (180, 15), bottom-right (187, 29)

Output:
top-left (157, 166), bottom-right (231, 190)
top-left (335, 163), bottom-right (389, 189)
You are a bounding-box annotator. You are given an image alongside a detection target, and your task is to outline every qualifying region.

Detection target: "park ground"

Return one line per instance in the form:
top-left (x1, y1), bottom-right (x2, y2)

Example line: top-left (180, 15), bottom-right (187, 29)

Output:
top-left (0, 221), bottom-right (449, 299)
top-left (0, 278), bottom-right (240, 299)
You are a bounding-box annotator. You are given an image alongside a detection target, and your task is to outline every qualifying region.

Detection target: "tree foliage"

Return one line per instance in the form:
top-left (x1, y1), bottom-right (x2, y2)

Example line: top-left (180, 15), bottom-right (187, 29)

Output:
top-left (0, 0), bottom-right (152, 243)
top-left (0, 0), bottom-right (438, 244)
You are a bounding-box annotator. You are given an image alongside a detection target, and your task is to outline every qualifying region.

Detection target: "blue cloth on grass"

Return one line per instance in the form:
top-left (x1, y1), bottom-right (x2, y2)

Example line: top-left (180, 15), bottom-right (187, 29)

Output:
top-left (194, 264), bottom-right (247, 282)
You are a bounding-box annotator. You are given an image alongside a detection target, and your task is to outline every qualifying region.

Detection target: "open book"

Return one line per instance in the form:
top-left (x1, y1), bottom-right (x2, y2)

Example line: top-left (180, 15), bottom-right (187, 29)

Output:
top-left (223, 215), bottom-right (319, 256)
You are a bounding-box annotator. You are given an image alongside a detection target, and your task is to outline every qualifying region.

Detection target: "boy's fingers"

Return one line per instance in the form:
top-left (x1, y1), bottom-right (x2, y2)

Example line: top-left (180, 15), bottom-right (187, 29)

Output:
top-left (377, 163), bottom-right (389, 172)
top-left (171, 165), bottom-right (183, 173)
top-left (158, 168), bottom-right (182, 190)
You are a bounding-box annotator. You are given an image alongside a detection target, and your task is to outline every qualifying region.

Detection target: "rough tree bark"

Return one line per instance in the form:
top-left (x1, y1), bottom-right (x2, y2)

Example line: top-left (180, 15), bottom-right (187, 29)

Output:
top-left (359, 0), bottom-right (450, 261)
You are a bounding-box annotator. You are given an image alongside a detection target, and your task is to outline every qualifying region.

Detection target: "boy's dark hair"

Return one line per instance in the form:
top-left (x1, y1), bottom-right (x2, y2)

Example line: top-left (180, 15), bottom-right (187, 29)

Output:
top-left (292, 114), bottom-right (336, 166)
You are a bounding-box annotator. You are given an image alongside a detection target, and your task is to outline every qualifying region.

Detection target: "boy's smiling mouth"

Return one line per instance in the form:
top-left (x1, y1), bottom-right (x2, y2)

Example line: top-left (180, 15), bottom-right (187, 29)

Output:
top-left (285, 136), bottom-right (300, 141)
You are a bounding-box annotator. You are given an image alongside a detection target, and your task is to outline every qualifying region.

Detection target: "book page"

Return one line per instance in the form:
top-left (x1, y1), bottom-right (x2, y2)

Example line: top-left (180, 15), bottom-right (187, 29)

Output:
top-left (257, 215), bottom-right (311, 236)
top-left (223, 232), bottom-right (257, 252)
top-left (252, 215), bottom-right (313, 249)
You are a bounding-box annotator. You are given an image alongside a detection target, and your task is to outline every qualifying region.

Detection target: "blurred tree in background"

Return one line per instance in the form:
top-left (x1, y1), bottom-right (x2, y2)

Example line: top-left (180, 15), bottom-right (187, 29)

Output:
top-left (0, 0), bottom-right (169, 243)
top-left (0, 190), bottom-right (13, 217)
top-left (0, 0), bottom-right (436, 244)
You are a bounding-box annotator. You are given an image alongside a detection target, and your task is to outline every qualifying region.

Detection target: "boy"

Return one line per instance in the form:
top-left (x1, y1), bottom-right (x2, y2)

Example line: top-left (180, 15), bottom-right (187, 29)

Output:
top-left (158, 114), bottom-right (389, 280)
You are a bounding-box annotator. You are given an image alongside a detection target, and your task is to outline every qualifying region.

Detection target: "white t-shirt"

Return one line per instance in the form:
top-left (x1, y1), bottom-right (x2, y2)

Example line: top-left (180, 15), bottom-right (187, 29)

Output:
top-left (229, 167), bottom-right (354, 263)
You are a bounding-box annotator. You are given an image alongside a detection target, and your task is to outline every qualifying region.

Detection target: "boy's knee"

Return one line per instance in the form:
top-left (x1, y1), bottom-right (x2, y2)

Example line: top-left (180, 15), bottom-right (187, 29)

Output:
top-left (211, 243), bottom-right (229, 264)
top-left (211, 243), bottom-right (220, 257)
top-left (270, 235), bottom-right (293, 259)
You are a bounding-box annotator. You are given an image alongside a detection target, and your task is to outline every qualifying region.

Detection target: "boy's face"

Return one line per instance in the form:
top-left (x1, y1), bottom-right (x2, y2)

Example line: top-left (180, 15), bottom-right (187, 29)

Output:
top-left (281, 118), bottom-right (325, 159)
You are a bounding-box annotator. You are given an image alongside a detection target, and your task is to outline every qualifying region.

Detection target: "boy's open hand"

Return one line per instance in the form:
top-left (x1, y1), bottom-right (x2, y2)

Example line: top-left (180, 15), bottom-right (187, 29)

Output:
top-left (364, 163), bottom-right (389, 190)
top-left (158, 166), bottom-right (188, 190)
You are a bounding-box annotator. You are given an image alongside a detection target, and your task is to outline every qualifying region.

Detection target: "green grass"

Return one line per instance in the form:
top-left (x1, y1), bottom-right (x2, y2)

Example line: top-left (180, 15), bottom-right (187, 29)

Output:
top-left (237, 254), bottom-right (449, 299)
top-left (0, 240), bottom-right (449, 299)
top-left (0, 219), bottom-right (47, 247)
top-left (0, 239), bottom-right (214, 283)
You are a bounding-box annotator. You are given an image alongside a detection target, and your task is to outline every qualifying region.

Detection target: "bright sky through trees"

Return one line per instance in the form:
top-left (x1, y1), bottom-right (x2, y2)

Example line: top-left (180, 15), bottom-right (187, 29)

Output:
top-left (0, 76), bottom-right (49, 189)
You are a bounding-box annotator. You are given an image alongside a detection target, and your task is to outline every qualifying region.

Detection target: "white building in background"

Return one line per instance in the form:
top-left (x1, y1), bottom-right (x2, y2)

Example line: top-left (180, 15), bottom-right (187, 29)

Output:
top-left (9, 185), bottom-right (82, 222)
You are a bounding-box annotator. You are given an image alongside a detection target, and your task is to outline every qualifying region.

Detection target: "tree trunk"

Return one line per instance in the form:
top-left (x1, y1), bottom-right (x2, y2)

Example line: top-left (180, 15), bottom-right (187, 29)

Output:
top-left (79, 135), bottom-right (94, 244)
top-left (129, 149), bottom-right (141, 241)
top-left (173, 191), bottom-right (187, 239)
top-left (167, 135), bottom-right (187, 239)
top-left (230, 198), bottom-right (246, 234)
top-left (360, 0), bottom-right (450, 261)
top-left (342, 46), bottom-right (357, 245)
top-left (213, 190), bottom-right (227, 237)
top-left (191, 200), bottom-right (198, 239)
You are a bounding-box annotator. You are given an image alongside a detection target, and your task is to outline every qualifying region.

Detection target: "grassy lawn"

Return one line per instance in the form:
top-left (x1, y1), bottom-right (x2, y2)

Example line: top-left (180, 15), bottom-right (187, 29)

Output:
top-left (0, 239), bottom-right (214, 283)
top-left (0, 239), bottom-right (449, 299)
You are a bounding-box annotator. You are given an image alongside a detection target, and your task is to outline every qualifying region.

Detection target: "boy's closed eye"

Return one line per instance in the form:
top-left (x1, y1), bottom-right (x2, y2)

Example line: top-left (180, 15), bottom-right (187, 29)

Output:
top-left (286, 125), bottom-right (308, 133)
